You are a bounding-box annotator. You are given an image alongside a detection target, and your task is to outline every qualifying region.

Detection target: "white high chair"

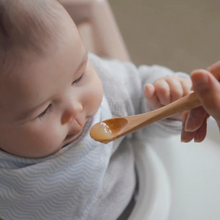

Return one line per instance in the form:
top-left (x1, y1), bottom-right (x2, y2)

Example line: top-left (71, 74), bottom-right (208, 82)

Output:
top-left (60, 1), bottom-right (220, 220)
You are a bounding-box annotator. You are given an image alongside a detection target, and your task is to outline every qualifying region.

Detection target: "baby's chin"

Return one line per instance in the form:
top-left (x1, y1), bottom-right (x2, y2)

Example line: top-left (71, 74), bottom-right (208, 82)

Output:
top-left (28, 131), bottom-right (83, 158)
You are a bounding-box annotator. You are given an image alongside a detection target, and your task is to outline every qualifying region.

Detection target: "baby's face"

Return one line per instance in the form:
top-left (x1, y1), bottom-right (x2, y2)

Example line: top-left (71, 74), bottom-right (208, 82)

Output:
top-left (0, 18), bottom-right (103, 158)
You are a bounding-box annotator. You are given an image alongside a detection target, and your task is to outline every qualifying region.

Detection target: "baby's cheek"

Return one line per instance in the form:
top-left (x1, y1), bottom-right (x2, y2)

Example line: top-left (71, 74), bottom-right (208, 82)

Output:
top-left (29, 120), bottom-right (65, 157)
top-left (90, 89), bottom-right (102, 110)
top-left (90, 79), bottom-right (103, 111)
top-left (41, 123), bottom-right (65, 152)
top-left (85, 63), bottom-right (103, 113)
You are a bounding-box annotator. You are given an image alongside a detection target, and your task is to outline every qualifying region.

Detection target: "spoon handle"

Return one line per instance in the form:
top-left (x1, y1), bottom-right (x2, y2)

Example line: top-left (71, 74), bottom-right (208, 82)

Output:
top-left (147, 91), bottom-right (201, 120)
top-left (122, 92), bottom-right (201, 135)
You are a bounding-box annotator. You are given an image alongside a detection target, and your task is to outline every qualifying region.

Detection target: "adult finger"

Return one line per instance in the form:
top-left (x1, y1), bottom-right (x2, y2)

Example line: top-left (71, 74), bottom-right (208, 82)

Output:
top-left (185, 107), bottom-right (207, 132)
top-left (181, 111), bottom-right (196, 142)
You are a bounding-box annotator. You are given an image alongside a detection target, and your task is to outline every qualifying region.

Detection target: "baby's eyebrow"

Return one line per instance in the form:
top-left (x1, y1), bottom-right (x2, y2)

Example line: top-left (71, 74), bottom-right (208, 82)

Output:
top-left (16, 50), bottom-right (88, 122)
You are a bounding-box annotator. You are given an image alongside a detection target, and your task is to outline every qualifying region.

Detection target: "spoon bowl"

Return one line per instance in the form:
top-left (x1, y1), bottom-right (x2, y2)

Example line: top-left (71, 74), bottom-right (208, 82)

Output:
top-left (90, 118), bottom-right (128, 143)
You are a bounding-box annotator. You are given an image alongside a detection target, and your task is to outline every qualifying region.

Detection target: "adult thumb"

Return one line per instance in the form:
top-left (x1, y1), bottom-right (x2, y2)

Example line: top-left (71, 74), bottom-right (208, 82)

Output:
top-left (191, 69), bottom-right (220, 127)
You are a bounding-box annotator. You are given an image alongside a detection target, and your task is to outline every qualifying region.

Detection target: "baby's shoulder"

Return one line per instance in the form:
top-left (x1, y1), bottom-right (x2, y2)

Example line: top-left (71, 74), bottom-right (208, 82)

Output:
top-left (89, 53), bottom-right (142, 117)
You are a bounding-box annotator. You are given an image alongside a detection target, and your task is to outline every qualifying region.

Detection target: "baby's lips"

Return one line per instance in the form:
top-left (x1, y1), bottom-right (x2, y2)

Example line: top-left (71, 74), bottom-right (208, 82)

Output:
top-left (75, 114), bottom-right (86, 128)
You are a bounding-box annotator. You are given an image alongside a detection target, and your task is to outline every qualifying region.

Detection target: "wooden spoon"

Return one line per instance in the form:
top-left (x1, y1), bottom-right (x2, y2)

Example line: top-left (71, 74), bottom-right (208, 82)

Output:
top-left (90, 92), bottom-right (201, 143)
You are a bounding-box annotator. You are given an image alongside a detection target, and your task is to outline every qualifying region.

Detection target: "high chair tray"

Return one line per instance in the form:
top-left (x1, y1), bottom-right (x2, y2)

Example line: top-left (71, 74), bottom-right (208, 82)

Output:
top-left (130, 117), bottom-right (220, 220)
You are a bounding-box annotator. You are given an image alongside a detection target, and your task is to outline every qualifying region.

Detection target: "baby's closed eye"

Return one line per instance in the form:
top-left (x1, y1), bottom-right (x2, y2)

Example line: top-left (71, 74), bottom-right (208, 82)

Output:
top-left (37, 104), bottom-right (52, 120)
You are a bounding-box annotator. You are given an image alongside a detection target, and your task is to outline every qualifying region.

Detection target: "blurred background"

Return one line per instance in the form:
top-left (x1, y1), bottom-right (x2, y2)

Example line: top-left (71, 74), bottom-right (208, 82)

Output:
top-left (109, 0), bottom-right (220, 73)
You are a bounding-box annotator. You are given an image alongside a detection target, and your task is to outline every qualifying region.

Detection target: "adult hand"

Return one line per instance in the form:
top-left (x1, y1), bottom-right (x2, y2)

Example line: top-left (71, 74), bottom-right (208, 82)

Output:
top-left (181, 61), bottom-right (220, 142)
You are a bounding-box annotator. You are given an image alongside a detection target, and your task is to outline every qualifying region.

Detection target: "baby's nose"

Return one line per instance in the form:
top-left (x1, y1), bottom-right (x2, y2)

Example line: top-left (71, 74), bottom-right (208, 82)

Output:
top-left (61, 103), bottom-right (83, 125)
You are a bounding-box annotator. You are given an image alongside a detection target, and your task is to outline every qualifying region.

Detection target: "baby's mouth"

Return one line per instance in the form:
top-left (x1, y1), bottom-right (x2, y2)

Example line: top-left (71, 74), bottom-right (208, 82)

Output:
top-left (62, 130), bottom-right (83, 148)
top-left (63, 116), bottom-right (90, 147)
top-left (65, 131), bottom-right (81, 140)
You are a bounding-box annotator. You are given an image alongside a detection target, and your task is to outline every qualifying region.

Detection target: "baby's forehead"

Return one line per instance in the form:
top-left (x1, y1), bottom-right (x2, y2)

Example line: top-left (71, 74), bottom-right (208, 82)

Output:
top-left (0, 0), bottom-right (67, 61)
top-left (0, 35), bottom-right (87, 98)
top-left (0, 0), bottom-right (78, 78)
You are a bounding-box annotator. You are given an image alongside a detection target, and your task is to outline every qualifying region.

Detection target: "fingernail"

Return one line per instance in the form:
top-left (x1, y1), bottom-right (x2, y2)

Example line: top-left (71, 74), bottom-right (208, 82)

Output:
top-left (192, 73), bottom-right (209, 91)
top-left (181, 132), bottom-right (188, 143)
top-left (185, 116), bottom-right (194, 132)
top-left (194, 132), bottom-right (201, 143)
top-left (194, 137), bottom-right (200, 143)
top-left (181, 135), bottom-right (185, 142)
top-left (181, 138), bottom-right (187, 143)
top-left (181, 136), bottom-right (191, 143)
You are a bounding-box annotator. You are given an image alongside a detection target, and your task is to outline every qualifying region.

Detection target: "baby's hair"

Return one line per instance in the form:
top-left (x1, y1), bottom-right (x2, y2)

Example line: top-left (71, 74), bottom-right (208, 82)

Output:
top-left (0, 0), bottom-right (65, 74)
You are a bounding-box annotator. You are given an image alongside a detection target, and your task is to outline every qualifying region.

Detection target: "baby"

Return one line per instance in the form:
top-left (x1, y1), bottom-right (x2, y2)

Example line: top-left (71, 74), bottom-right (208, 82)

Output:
top-left (0, 0), bottom-right (192, 219)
